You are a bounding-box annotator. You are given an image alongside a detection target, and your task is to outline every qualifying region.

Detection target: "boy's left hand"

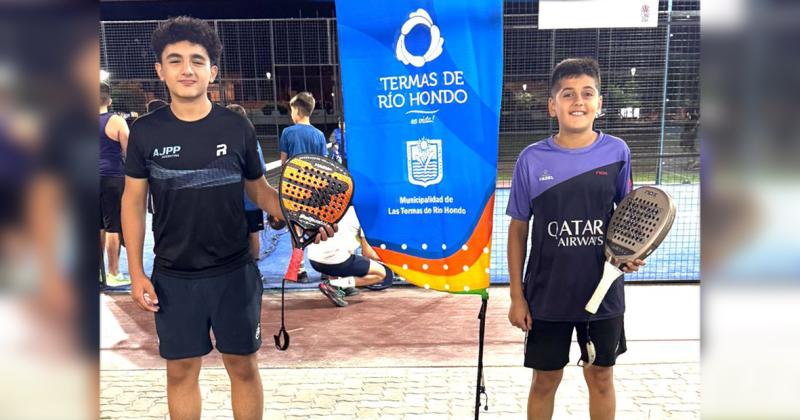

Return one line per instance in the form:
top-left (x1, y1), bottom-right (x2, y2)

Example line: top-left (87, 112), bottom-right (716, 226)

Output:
top-left (622, 259), bottom-right (645, 273)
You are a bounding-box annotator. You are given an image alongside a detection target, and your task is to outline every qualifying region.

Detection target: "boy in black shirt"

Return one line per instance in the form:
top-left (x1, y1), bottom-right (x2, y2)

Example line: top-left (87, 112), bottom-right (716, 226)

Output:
top-left (121, 17), bottom-right (332, 420)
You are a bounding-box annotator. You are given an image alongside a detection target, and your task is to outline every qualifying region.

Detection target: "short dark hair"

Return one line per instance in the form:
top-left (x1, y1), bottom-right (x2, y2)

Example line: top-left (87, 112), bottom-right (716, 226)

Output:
top-left (290, 92), bottom-right (315, 117)
top-left (100, 82), bottom-right (111, 105)
top-left (550, 58), bottom-right (601, 96)
top-left (146, 98), bottom-right (168, 113)
top-left (151, 16), bottom-right (222, 66)
top-left (226, 103), bottom-right (247, 117)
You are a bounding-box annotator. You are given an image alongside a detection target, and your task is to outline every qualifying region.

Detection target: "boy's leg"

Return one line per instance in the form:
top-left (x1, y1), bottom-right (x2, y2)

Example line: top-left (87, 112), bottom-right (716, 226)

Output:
top-left (100, 175), bottom-right (125, 276)
top-left (583, 365), bottom-right (615, 420)
top-left (166, 357), bottom-right (203, 420)
top-left (528, 369), bottom-right (563, 420)
top-left (105, 232), bottom-right (121, 276)
top-left (152, 270), bottom-right (216, 420)
top-left (209, 262), bottom-right (264, 415)
top-left (222, 353), bottom-right (263, 420)
top-left (354, 259), bottom-right (387, 286)
top-left (524, 320), bottom-right (574, 419)
top-left (576, 315), bottom-right (626, 420)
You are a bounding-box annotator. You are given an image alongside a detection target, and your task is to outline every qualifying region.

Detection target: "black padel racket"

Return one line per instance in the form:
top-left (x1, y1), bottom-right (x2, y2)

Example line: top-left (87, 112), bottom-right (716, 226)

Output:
top-left (585, 186), bottom-right (676, 314)
top-left (273, 154), bottom-right (354, 350)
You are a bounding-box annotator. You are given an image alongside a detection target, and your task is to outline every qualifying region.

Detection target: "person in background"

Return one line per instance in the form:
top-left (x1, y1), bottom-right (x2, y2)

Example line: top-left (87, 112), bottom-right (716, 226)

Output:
top-left (227, 103), bottom-right (267, 263)
top-left (99, 81), bottom-right (130, 286)
top-left (278, 91), bottom-right (327, 281)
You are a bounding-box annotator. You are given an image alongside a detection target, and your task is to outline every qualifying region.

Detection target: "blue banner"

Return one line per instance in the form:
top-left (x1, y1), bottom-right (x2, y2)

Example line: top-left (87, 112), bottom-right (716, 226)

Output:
top-left (336, 0), bottom-right (503, 295)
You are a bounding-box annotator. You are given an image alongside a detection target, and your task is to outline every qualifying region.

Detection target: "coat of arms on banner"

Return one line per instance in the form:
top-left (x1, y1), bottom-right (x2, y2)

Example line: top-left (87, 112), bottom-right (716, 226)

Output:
top-left (406, 138), bottom-right (443, 187)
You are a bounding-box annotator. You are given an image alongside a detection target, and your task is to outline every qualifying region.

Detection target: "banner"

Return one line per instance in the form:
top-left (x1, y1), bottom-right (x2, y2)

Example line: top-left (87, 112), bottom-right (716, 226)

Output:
top-left (539, 0), bottom-right (659, 29)
top-left (336, 0), bottom-right (503, 295)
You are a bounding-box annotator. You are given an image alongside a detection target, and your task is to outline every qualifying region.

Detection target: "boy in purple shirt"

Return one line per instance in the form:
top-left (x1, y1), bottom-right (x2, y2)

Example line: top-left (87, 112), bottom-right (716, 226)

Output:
top-left (506, 58), bottom-right (644, 419)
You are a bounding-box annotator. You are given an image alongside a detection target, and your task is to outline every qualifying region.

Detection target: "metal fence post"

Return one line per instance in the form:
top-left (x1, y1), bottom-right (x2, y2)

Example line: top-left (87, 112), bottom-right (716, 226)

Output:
top-left (656, 0), bottom-right (674, 185)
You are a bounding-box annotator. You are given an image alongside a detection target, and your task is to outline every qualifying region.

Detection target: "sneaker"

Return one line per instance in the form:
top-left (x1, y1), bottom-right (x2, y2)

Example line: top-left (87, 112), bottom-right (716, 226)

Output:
top-left (342, 286), bottom-right (360, 296)
top-left (105, 272), bottom-right (131, 287)
top-left (297, 270), bottom-right (310, 283)
top-left (319, 281), bottom-right (348, 307)
top-left (366, 272), bottom-right (395, 291)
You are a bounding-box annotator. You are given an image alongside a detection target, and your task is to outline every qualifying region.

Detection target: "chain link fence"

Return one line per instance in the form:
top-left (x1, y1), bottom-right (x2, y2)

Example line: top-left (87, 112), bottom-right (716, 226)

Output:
top-left (101, 0), bottom-right (699, 281)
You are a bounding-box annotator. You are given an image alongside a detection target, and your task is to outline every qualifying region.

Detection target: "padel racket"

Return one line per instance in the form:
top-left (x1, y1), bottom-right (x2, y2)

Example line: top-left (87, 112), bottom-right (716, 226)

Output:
top-left (585, 186), bottom-right (676, 314)
top-left (273, 154), bottom-right (354, 350)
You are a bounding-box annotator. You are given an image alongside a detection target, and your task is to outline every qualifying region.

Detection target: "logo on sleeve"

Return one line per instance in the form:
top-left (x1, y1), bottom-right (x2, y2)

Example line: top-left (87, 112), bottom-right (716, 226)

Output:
top-left (216, 144), bottom-right (228, 157)
top-left (538, 170), bottom-right (554, 182)
top-left (152, 146), bottom-right (181, 159)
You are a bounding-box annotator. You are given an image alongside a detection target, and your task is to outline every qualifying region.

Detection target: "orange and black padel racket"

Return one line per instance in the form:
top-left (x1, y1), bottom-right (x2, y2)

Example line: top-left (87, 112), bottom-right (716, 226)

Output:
top-left (273, 154), bottom-right (354, 350)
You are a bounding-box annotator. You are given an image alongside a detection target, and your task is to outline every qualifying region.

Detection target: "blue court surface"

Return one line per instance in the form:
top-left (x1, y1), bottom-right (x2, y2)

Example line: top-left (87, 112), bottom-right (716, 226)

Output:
top-left (111, 184), bottom-right (699, 290)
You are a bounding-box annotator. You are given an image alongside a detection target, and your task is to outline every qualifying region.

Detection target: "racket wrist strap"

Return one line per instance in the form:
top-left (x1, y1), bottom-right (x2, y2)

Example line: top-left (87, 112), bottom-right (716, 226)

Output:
top-left (274, 279), bottom-right (290, 351)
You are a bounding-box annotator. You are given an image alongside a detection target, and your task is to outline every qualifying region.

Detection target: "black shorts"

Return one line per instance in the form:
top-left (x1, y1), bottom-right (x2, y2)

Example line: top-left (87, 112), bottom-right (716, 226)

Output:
top-left (309, 254), bottom-right (371, 277)
top-left (152, 262), bottom-right (263, 360)
top-left (245, 210), bottom-right (264, 233)
top-left (100, 176), bottom-right (124, 232)
top-left (524, 315), bottom-right (626, 371)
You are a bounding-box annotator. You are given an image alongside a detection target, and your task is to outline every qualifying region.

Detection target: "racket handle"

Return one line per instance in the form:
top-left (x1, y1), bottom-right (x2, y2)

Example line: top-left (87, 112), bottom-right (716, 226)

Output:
top-left (585, 261), bottom-right (624, 314)
top-left (283, 248), bottom-right (304, 282)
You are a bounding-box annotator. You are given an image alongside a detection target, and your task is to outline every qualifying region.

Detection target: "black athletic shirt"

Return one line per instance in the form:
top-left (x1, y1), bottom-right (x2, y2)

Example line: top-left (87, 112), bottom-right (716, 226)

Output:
top-left (125, 104), bottom-right (263, 278)
top-left (506, 132), bottom-right (632, 321)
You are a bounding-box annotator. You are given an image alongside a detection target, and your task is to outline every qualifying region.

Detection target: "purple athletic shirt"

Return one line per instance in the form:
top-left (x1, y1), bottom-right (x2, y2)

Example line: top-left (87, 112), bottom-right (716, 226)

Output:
top-left (99, 112), bottom-right (124, 177)
top-left (506, 131), bottom-right (632, 321)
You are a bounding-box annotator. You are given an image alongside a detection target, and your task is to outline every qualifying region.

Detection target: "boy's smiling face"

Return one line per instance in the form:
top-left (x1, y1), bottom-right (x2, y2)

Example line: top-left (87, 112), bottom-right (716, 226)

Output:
top-left (155, 40), bottom-right (218, 102)
top-left (548, 74), bottom-right (602, 135)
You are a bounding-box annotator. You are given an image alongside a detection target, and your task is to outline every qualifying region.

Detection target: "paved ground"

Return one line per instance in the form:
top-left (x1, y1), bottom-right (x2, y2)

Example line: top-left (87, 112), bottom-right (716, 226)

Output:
top-left (101, 284), bottom-right (700, 419)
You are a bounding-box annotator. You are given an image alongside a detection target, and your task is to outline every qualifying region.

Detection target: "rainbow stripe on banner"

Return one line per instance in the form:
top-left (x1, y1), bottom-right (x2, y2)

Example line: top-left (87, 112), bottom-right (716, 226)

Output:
top-left (336, 0), bottom-right (503, 296)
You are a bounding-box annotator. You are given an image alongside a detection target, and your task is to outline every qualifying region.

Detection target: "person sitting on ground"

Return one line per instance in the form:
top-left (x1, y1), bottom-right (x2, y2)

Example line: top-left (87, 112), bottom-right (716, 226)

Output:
top-left (307, 205), bottom-right (394, 307)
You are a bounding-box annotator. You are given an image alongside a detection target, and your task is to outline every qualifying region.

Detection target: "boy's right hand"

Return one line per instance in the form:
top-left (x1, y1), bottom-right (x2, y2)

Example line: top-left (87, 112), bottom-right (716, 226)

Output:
top-left (131, 274), bottom-right (160, 312)
top-left (508, 296), bottom-right (532, 331)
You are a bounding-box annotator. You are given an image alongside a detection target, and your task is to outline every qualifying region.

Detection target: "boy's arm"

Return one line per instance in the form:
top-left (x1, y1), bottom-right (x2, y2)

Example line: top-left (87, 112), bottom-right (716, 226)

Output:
top-left (121, 176), bottom-right (159, 312)
top-left (508, 219), bottom-right (532, 331)
top-left (244, 177), bottom-right (282, 220)
top-left (106, 114), bottom-right (130, 156)
top-left (507, 218), bottom-right (529, 299)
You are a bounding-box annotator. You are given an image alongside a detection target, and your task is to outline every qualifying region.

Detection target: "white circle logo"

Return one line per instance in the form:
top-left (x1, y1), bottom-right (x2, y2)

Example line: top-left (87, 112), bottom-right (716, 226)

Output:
top-left (395, 9), bottom-right (444, 68)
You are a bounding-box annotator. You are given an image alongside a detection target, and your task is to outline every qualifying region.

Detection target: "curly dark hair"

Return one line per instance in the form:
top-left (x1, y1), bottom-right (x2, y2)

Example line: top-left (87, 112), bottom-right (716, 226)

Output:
top-left (550, 58), bottom-right (601, 96)
top-left (151, 16), bottom-right (222, 66)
